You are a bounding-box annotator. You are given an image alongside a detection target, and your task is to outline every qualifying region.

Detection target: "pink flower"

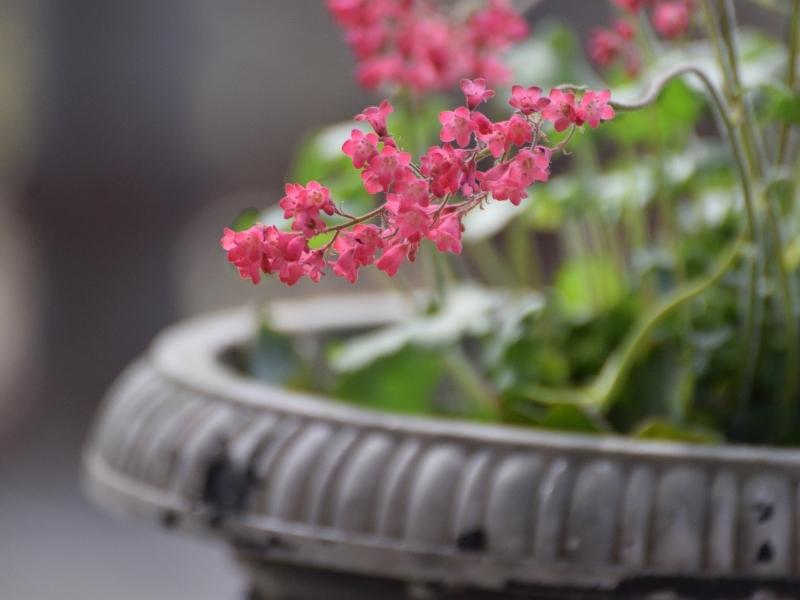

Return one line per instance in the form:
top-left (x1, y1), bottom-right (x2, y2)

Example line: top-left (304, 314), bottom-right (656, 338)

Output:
top-left (588, 21), bottom-right (640, 75)
top-left (615, 19), bottom-right (636, 40)
top-left (651, 1), bottom-right (692, 39)
top-left (388, 178), bottom-right (431, 212)
top-left (612, 0), bottom-right (651, 13)
top-left (355, 99), bottom-right (393, 136)
top-left (302, 250), bottom-right (326, 283)
top-left (588, 28), bottom-right (622, 67)
top-left (542, 88), bottom-right (577, 132)
top-left (420, 144), bottom-right (465, 198)
top-left (254, 226), bottom-right (312, 286)
top-left (329, 0), bottom-right (527, 94)
top-left (576, 90), bottom-right (615, 128)
top-left (460, 78), bottom-right (495, 109)
top-left (439, 106), bottom-right (475, 147)
top-left (478, 147), bottom-right (549, 205)
top-left (279, 181), bottom-right (336, 238)
top-left (474, 116), bottom-right (507, 158)
top-left (389, 203), bottom-right (431, 241)
top-left (503, 114), bottom-right (533, 149)
top-left (512, 146), bottom-right (551, 186)
top-left (376, 242), bottom-right (409, 277)
top-left (467, 0), bottom-right (529, 51)
top-left (357, 56), bottom-right (402, 91)
top-left (330, 223), bottom-right (383, 283)
top-left (220, 225), bottom-right (268, 284)
top-left (427, 212), bottom-right (463, 254)
top-left (361, 146), bottom-right (413, 193)
top-left (508, 85), bottom-right (550, 115)
top-left (342, 128), bottom-right (379, 168)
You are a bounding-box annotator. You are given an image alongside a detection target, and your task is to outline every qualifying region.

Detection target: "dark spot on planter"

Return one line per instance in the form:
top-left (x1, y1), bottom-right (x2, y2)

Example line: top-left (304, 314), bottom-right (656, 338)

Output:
top-left (160, 510), bottom-right (179, 530)
top-left (202, 453), bottom-right (255, 527)
top-left (235, 534), bottom-right (297, 556)
top-left (753, 501), bottom-right (773, 523)
top-left (756, 541), bottom-right (774, 563)
top-left (456, 528), bottom-right (486, 552)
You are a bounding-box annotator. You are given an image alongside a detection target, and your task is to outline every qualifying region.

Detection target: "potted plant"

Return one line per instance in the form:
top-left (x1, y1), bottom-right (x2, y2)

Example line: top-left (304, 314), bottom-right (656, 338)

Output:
top-left (84, 0), bottom-right (800, 597)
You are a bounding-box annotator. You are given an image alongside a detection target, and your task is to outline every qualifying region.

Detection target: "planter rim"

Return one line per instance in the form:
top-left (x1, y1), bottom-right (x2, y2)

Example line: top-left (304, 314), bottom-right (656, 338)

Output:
top-left (154, 297), bottom-right (800, 466)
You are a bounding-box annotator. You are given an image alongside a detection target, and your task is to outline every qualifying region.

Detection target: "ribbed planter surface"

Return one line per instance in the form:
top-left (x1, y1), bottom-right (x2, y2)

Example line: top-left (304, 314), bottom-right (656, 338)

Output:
top-left (83, 300), bottom-right (800, 599)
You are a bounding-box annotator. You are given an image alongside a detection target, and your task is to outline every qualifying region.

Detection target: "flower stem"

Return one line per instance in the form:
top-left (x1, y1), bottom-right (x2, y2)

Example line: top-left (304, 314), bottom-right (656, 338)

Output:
top-left (613, 63), bottom-right (763, 410)
top-left (520, 235), bottom-right (744, 408)
top-left (777, 0), bottom-right (800, 166)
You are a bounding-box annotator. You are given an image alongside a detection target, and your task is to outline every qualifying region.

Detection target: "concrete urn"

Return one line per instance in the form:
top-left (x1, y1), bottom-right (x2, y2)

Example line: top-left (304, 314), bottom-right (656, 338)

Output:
top-left (83, 296), bottom-right (800, 599)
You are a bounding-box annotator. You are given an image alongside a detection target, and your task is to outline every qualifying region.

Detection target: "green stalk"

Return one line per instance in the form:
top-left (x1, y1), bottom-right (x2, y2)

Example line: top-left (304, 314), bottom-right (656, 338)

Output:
top-left (613, 64), bottom-right (762, 407)
top-left (777, 0), bottom-right (800, 166)
top-left (442, 347), bottom-right (498, 418)
top-left (709, 1), bottom-right (799, 429)
top-left (520, 235), bottom-right (743, 408)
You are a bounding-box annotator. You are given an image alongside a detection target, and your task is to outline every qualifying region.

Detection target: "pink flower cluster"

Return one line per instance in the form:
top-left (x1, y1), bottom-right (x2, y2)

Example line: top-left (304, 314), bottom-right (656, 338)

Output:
top-left (589, 0), bottom-right (694, 75)
top-left (326, 0), bottom-right (528, 93)
top-left (222, 80), bottom-right (614, 286)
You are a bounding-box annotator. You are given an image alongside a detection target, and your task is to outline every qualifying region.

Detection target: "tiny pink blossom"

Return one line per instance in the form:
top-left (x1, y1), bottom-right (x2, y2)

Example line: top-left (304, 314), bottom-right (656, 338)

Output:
top-left (460, 78), bottom-right (495, 109)
top-left (361, 146), bottom-right (413, 193)
top-left (390, 203), bottom-right (431, 241)
top-left (503, 114), bottom-right (534, 149)
top-left (263, 226), bottom-right (310, 286)
top-left (342, 128), bottom-right (379, 168)
top-left (302, 250), bottom-right (326, 283)
top-left (542, 88), bottom-right (577, 132)
top-left (355, 99), bottom-right (394, 136)
top-left (330, 224), bottom-right (384, 283)
top-left (439, 106), bottom-right (475, 148)
top-left (512, 146), bottom-right (551, 186)
top-left (651, 1), bottom-right (692, 39)
top-left (376, 242), bottom-right (409, 277)
top-left (279, 181), bottom-right (335, 238)
top-left (466, 0), bottom-right (529, 51)
top-left (576, 90), bottom-right (615, 128)
top-left (588, 28), bottom-right (622, 68)
top-left (220, 225), bottom-right (268, 285)
top-left (427, 212), bottom-right (463, 254)
top-left (478, 122), bottom-right (508, 159)
top-left (420, 144), bottom-right (465, 198)
top-left (612, 0), bottom-right (651, 13)
top-left (508, 85), bottom-right (550, 115)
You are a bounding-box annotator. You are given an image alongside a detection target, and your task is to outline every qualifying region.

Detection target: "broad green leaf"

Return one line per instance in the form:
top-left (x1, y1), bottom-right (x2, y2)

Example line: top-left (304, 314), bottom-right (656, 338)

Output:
top-left (331, 345), bottom-right (444, 415)
top-left (632, 418), bottom-right (721, 444)
top-left (539, 404), bottom-right (609, 433)
top-left (554, 257), bottom-right (626, 322)
top-left (330, 285), bottom-right (509, 372)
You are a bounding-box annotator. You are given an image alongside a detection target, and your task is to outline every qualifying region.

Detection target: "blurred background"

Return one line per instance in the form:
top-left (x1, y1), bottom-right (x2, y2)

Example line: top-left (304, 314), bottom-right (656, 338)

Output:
top-left (0, 1), bottom-right (777, 598)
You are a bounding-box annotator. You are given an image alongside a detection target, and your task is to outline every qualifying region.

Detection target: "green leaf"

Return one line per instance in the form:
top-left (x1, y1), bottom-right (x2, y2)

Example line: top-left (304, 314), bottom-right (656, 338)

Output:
top-left (538, 404), bottom-right (609, 433)
top-left (329, 285), bottom-right (507, 372)
top-left (770, 89), bottom-right (800, 124)
top-left (554, 257), bottom-right (626, 323)
top-left (231, 207), bottom-right (260, 231)
top-left (331, 345), bottom-right (444, 415)
top-left (632, 418), bottom-right (721, 444)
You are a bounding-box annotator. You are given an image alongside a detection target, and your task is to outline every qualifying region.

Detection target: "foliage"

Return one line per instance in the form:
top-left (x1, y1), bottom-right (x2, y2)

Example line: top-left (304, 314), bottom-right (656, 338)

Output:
top-left (231, 1), bottom-right (800, 446)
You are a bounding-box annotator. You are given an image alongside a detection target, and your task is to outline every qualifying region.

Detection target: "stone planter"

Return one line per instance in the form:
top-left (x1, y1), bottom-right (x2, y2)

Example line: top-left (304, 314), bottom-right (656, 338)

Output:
top-left (83, 297), bottom-right (800, 599)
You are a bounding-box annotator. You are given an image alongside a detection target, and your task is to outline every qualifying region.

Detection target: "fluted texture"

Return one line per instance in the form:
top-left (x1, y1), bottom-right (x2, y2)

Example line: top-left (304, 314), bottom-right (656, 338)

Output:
top-left (83, 307), bottom-right (800, 597)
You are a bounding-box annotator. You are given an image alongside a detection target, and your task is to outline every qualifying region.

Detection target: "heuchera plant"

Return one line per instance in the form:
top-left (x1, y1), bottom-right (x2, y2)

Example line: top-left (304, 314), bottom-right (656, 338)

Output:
top-left (222, 0), bottom-right (800, 446)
